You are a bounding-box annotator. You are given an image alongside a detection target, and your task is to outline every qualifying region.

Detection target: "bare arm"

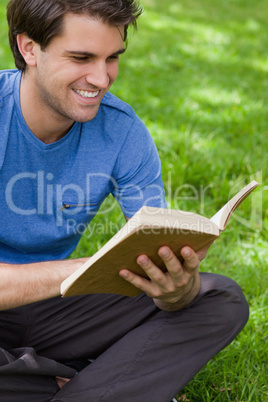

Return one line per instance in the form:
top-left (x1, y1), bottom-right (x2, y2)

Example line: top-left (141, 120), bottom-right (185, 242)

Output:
top-left (0, 258), bottom-right (87, 311)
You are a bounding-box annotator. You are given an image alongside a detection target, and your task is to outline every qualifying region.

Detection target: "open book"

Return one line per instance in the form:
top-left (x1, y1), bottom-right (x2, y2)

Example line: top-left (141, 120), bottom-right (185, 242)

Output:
top-left (61, 180), bottom-right (259, 298)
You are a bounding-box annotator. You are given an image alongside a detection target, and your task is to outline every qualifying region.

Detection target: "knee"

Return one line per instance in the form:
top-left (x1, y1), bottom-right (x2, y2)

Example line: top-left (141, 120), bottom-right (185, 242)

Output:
top-left (221, 277), bottom-right (249, 334)
top-left (199, 273), bottom-right (249, 339)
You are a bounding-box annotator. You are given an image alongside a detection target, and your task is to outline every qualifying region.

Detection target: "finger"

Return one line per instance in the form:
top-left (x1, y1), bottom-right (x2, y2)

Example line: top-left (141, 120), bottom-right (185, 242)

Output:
top-left (196, 241), bottom-right (214, 261)
top-left (119, 269), bottom-right (155, 294)
top-left (157, 247), bottom-right (184, 276)
top-left (136, 255), bottom-right (167, 284)
top-left (180, 247), bottom-right (200, 273)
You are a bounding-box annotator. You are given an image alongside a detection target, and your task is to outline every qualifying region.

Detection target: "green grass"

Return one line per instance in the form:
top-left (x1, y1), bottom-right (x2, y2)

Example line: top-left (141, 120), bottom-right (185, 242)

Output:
top-left (1, 0), bottom-right (267, 400)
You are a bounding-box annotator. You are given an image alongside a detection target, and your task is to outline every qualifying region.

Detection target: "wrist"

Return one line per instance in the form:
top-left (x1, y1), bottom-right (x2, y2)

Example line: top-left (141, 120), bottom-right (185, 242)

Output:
top-left (153, 272), bottom-right (201, 312)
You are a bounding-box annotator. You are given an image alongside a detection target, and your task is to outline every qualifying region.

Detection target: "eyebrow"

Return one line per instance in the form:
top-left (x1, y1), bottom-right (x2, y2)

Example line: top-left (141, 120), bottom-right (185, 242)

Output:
top-left (65, 48), bottom-right (126, 57)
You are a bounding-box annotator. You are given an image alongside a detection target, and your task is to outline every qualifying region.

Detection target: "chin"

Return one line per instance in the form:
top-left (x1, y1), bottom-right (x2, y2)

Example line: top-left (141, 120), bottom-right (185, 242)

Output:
top-left (71, 111), bottom-right (98, 123)
top-left (73, 107), bottom-right (100, 123)
top-left (74, 116), bottom-right (97, 123)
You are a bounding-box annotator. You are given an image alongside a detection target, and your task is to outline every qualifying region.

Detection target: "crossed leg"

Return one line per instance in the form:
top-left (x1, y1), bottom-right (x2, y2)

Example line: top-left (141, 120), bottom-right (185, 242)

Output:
top-left (0, 273), bottom-right (249, 402)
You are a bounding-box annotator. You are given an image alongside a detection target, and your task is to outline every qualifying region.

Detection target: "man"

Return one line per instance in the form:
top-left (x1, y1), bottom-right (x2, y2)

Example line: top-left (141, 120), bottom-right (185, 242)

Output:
top-left (0, 0), bottom-right (248, 401)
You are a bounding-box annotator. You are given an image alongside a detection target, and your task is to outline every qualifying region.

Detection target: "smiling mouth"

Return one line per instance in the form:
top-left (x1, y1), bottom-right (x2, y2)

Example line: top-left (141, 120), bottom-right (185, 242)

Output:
top-left (73, 89), bottom-right (100, 98)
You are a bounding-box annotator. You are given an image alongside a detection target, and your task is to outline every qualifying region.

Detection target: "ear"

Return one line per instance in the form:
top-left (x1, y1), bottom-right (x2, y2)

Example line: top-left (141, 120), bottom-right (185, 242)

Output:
top-left (16, 33), bottom-right (38, 67)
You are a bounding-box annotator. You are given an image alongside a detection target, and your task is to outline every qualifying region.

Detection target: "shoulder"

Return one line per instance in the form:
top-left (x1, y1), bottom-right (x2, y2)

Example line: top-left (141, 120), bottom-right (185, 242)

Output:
top-left (0, 70), bottom-right (21, 171)
top-left (0, 69), bottom-right (20, 100)
top-left (101, 92), bottom-right (137, 120)
top-left (84, 91), bottom-right (150, 146)
top-left (99, 92), bottom-right (150, 140)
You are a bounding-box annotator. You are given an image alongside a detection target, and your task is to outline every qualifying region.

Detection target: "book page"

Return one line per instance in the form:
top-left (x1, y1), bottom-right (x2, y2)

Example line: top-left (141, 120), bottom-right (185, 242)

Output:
top-left (210, 180), bottom-right (259, 231)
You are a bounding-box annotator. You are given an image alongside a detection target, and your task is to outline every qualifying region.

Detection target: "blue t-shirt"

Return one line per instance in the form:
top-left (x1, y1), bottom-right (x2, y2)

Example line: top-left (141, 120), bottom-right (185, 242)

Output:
top-left (0, 70), bottom-right (166, 264)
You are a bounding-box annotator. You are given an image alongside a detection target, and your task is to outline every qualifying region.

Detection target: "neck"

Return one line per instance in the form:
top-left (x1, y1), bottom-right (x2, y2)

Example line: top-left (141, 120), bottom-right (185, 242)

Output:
top-left (20, 72), bottom-right (74, 144)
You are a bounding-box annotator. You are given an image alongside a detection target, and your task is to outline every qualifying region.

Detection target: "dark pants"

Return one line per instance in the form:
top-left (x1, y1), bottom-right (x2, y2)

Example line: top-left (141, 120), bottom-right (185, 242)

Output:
top-left (0, 273), bottom-right (249, 402)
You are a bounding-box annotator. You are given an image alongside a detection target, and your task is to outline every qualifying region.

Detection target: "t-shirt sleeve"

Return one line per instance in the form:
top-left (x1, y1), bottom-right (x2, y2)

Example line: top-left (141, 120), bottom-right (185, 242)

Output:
top-left (111, 115), bottom-right (167, 217)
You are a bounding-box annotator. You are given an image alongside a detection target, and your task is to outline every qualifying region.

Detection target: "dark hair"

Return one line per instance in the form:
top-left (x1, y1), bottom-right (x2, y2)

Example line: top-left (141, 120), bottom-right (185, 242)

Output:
top-left (7, 0), bottom-right (143, 71)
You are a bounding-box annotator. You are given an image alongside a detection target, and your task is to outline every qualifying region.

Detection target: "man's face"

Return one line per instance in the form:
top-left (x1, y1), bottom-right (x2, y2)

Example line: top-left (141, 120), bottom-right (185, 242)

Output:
top-left (31, 13), bottom-right (125, 124)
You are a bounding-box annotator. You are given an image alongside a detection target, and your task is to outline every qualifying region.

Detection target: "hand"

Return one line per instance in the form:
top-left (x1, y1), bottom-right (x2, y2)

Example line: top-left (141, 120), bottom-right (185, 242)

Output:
top-left (119, 244), bottom-right (211, 311)
top-left (56, 376), bottom-right (71, 389)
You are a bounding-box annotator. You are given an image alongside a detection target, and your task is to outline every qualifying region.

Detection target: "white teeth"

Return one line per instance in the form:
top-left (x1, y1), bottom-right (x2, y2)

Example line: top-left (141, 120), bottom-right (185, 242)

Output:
top-left (74, 89), bottom-right (99, 98)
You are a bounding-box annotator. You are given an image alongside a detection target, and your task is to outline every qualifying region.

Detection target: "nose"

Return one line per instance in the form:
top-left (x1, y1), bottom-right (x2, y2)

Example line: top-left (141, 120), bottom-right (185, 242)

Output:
top-left (85, 61), bottom-right (110, 89)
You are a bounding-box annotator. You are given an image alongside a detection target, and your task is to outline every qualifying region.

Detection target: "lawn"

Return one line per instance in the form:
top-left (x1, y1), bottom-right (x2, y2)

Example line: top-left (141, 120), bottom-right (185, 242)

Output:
top-left (0, 0), bottom-right (267, 400)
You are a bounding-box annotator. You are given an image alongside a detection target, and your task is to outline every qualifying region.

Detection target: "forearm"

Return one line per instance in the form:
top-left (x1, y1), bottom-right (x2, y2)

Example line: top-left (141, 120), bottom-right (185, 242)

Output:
top-left (153, 272), bottom-right (201, 312)
top-left (0, 258), bottom-right (87, 311)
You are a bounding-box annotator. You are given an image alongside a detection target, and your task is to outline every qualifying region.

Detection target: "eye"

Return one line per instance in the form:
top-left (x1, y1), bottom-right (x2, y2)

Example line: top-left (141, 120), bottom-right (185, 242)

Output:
top-left (71, 56), bottom-right (89, 62)
top-left (107, 55), bottom-right (120, 62)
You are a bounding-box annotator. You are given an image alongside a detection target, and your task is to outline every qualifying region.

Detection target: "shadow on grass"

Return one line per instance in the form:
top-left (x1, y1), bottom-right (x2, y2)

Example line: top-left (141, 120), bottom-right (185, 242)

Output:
top-left (112, 0), bottom-right (268, 192)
